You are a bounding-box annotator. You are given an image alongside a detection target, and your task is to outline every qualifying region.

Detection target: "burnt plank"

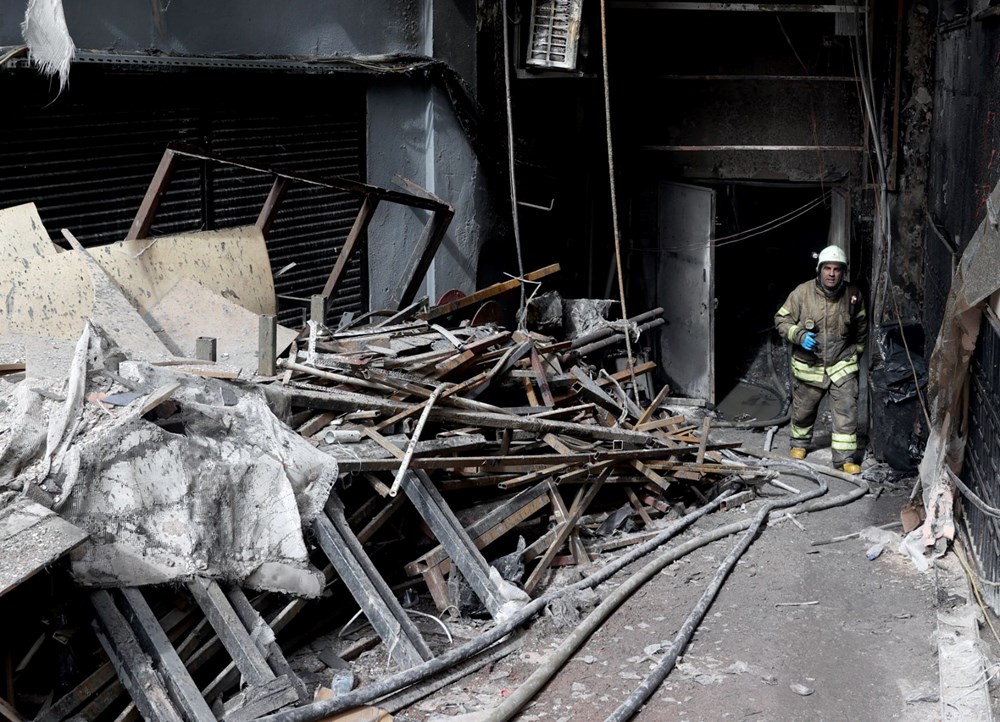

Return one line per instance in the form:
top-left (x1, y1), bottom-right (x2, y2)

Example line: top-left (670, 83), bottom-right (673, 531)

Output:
top-left (90, 591), bottom-right (185, 722)
top-left (187, 579), bottom-right (274, 687)
top-left (119, 588), bottom-right (216, 722)
top-left (223, 586), bottom-right (309, 703)
top-left (314, 496), bottom-right (432, 669)
top-left (401, 470), bottom-right (523, 620)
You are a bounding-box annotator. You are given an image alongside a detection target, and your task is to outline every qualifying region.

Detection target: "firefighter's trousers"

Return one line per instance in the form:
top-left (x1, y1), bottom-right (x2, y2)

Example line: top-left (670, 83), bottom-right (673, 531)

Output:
top-left (789, 375), bottom-right (859, 465)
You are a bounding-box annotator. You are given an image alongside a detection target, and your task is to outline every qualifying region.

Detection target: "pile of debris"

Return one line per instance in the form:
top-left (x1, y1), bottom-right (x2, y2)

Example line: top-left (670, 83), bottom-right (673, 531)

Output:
top-left (0, 165), bottom-right (771, 721)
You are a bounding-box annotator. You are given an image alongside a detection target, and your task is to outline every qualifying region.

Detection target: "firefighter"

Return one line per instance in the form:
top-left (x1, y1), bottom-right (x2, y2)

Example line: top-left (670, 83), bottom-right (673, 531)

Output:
top-left (774, 245), bottom-right (867, 474)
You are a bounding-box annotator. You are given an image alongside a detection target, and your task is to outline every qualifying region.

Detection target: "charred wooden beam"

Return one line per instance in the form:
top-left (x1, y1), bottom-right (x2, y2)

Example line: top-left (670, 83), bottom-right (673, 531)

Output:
top-left (118, 589), bottom-right (217, 722)
top-left (313, 494), bottom-right (434, 669)
top-left (400, 470), bottom-right (524, 620)
top-left (187, 579), bottom-right (275, 687)
top-left (322, 195), bottom-right (381, 298)
top-left (90, 591), bottom-right (187, 722)
top-left (223, 586), bottom-right (308, 703)
top-left (390, 207), bottom-right (455, 310)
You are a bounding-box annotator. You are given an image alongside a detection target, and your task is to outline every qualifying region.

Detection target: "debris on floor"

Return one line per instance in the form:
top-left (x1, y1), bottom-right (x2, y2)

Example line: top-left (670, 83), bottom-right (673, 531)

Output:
top-left (0, 171), bottom-right (780, 721)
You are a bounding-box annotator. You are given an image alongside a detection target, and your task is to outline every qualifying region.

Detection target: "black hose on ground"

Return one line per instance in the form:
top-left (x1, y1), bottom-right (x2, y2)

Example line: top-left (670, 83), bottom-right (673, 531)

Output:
top-left (478, 457), bottom-right (869, 722)
top-left (604, 461), bottom-right (826, 722)
top-left (257, 490), bottom-right (737, 722)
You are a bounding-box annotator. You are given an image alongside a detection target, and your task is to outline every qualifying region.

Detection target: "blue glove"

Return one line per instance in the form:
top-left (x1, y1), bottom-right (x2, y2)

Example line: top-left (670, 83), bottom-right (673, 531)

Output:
top-left (801, 332), bottom-right (817, 351)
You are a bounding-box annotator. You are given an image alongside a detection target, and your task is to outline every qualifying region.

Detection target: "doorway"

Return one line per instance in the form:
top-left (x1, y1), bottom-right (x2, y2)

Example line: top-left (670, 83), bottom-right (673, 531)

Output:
top-left (633, 181), bottom-right (840, 415)
top-left (713, 183), bottom-right (836, 419)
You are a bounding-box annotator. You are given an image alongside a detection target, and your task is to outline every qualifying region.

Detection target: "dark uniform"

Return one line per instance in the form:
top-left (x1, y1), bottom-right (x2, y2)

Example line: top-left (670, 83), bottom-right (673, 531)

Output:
top-left (774, 278), bottom-right (867, 465)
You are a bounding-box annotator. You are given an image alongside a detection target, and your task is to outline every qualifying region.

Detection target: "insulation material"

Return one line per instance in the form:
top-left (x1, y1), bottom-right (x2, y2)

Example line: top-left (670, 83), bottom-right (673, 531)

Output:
top-left (21, 0), bottom-right (75, 92)
top-left (0, 333), bottom-right (337, 598)
top-left (144, 277), bottom-right (297, 377)
top-left (563, 298), bottom-right (617, 340)
top-left (918, 179), bottom-right (1000, 560)
top-left (525, 291), bottom-right (564, 331)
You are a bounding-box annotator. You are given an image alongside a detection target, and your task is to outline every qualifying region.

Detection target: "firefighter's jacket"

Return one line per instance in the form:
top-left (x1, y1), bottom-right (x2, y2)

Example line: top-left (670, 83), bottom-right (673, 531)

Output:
top-left (774, 279), bottom-right (867, 386)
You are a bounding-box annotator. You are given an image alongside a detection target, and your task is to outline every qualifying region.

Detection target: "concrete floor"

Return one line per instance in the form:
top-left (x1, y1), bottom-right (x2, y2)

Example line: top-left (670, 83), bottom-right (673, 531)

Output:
top-left (399, 426), bottom-right (997, 722)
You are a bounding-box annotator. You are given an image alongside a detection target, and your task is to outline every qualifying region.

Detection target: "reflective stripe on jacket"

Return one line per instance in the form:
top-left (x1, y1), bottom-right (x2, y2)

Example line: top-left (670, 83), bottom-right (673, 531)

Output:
top-left (775, 279), bottom-right (867, 386)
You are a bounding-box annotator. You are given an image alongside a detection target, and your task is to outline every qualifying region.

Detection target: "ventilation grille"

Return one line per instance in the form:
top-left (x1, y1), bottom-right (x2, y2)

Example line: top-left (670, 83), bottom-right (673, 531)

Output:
top-left (526, 0), bottom-right (584, 70)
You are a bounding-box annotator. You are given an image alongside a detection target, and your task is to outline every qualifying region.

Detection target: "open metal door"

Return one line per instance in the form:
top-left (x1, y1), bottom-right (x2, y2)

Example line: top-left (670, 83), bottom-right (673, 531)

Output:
top-left (654, 181), bottom-right (716, 402)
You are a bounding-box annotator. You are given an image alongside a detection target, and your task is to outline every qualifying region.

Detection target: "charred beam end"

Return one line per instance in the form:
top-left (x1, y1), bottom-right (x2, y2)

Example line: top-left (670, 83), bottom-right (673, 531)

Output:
top-left (118, 588), bottom-right (217, 722)
top-left (187, 578), bottom-right (275, 687)
top-left (314, 497), bottom-right (433, 669)
top-left (90, 590), bottom-right (187, 722)
top-left (400, 470), bottom-right (519, 620)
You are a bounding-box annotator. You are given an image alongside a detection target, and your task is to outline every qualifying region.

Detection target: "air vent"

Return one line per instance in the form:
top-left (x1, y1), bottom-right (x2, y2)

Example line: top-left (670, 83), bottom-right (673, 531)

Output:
top-left (526, 0), bottom-right (584, 71)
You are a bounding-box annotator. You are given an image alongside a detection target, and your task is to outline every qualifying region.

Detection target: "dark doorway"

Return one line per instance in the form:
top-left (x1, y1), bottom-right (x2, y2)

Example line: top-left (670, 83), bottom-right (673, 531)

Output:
top-left (712, 183), bottom-right (834, 417)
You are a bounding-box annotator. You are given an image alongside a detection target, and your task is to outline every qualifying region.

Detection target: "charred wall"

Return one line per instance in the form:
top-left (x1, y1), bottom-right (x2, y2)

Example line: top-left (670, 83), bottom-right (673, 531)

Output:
top-left (926, 4), bottom-right (1000, 343)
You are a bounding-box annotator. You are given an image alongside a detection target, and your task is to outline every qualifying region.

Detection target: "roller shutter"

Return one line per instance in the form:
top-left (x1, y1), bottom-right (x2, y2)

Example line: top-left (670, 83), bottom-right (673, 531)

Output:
top-left (0, 67), bottom-right (366, 326)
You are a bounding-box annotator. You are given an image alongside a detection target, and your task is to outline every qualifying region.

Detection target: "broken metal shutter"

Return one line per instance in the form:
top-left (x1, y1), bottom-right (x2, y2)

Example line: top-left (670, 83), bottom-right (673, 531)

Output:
top-left (526, 0), bottom-right (584, 70)
top-left (0, 71), bottom-right (367, 328)
top-left (963, 314), bottom-right (1000, 613)
top-left (207, 111), bottom-right (366, 326)
top-left (0, 102), bottom-right (205, 246)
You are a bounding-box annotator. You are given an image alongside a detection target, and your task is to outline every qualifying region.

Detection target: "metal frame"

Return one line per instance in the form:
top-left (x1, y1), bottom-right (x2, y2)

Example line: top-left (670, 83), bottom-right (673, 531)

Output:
top-left (126, 144), bottom-right (454, 313)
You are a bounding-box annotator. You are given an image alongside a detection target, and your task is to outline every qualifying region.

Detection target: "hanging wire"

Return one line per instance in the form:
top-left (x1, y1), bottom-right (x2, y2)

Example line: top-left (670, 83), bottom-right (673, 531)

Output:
top-left (599, 0), bottom-right (641, 407)
top-left (630, 191), bottom-right (830, 253)
top-left (847, 7), bottom-right (932, 443)
top-left (501, 0), bottom-right (528, 326)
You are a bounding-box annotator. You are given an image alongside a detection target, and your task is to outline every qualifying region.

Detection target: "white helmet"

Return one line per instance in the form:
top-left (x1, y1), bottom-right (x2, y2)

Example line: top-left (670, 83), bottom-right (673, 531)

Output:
top-left (816, 245), bottom-right (848, 272)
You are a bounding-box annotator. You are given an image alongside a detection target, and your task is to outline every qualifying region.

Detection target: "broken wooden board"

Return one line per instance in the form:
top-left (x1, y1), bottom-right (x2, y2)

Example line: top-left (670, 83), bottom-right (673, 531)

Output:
top-left (0, 202), bottom-right (55, 258)
top-left (0, 497), bottom-right (89, 598)
top-left (89, 226), bottom-right (277, 317)
top-left (144, 278), bottom-right (296, 378)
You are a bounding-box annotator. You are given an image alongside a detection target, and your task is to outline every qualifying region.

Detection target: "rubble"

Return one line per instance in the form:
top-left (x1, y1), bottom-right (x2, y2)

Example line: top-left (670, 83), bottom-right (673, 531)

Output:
top-left (0, 151), bottom-right (775, 721)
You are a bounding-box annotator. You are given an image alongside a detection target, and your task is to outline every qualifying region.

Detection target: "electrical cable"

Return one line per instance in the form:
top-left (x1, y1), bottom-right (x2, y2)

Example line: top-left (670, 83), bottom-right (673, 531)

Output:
top-left (501, 0), bottom-right (528, 325)
top-left (946, 467), bottom-right (1000, 520)
top-left (954, 543), bottom-right (1000, 648)
top-left (257, 490), bottom-right (737, 722)
top-left (0, 45), bottom-right (28, 66)
top-left (479, 457), bottom-right (868, 722)
top-left (262, 456), bottom-right (868, 722)
top-left (631, 192), bottom-right (830, 253)
top-left (605, 461), bottom-right (827, 721)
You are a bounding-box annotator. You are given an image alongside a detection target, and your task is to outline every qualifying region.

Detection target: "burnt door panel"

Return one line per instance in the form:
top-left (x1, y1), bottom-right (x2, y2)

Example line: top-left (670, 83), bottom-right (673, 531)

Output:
top-left (655, 181), bottom-right (715, 402)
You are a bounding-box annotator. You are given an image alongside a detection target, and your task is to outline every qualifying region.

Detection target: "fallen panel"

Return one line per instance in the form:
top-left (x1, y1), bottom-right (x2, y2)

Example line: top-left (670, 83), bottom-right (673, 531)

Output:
top-left (0, 497), bottom-right (88, 598)
top-left (0, 202), bottom-right (55, 257)
top-left (144, 277), bottom-right (297, 377)
top-left (90, 225), bottom-right (277, 317)
top-left (0, 245), bottom-right (173, 362)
